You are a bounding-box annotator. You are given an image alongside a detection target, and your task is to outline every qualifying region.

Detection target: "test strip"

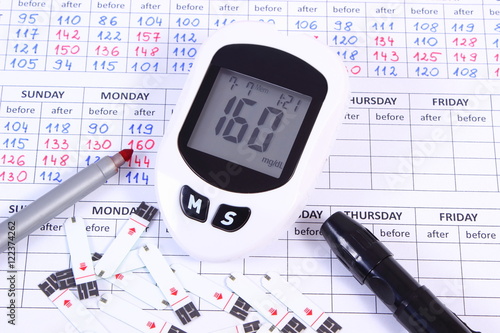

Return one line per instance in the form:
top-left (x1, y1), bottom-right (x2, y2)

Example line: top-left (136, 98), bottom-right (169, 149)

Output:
top-left (226, 272), bottom-right (306, 333)
top-left (210, 320), bottom-right (261, 333)
top-left (98, 293), bottom-right (186, 333)
top-left (93, 249), bottom-right (145, 276)
top-left (64, 217), bottom-right (96, 284)
top-left (139, 244), bottom-right (200, 324)
top-left (171, 263), bottom-right (251, 320)
top-left (261, 272), bottom-right (341, 333)
top-left (95, 202), bottom-right (158, 278)
top-left (106, 271), bottom-right (168, 310)
top-left (38, 277), bottom-right (108, 333)
top-left (53, 267), bottom-right (100, 300)
top-left (64, 216), bottom-right (99, 299)
top-left (38, 273), bottom-right (59, 297)
top-left (52, 253), bottom-right (102, 299)
top-left (55, 268), bottom-right (76, 289)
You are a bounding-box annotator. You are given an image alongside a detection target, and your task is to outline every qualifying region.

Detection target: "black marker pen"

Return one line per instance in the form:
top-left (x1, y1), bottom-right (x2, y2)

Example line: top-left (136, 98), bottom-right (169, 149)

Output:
top-left (321, 212), bottom-right (479, 333)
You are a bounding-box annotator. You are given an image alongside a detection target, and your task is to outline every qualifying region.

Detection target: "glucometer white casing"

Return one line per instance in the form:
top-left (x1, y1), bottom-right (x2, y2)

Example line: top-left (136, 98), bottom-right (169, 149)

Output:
top-left (156, 22), bottom-right (349, 262)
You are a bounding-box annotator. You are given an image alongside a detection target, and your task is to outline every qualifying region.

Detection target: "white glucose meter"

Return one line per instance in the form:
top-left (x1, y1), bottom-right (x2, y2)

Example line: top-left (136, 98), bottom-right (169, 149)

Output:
top-left (156, 22), bottom-right (349, 262)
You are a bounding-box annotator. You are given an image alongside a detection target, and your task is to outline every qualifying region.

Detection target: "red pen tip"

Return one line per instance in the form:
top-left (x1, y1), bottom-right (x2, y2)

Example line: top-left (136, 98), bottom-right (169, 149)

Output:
top-left (119, 149), bottom-right (133, 162)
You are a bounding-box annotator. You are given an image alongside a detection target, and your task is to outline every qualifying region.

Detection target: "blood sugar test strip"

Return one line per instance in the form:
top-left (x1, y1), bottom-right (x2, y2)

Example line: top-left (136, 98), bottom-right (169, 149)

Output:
top-left (139, 244), bottom-right (201, 324)
top-left (38, 278), bottom-right (108, 333)
top-left (93, 249), bottom-right (145, 276)
top-left (55, 268), bottom-right (76, 289)
top-left (210, 320), bottom-right (261, 333)
top-left (95, 202), bottom-right (158, 278)
top-left (38, 273), bottom-right (59, 297)
top-left (52, 253), bottom-right (102, 295)
top-left (64, 217), bottom-right (99, 299)
top-left (98, 293), bottom-right (186, 333)
top-left (226, 272), bottom-right (307, 333)
top-left (261, 272), bottom-right (342, 333)
top-left (171, 263), bottom-right (251, 320)
top-left (64, 217), bottom-right (96, 284)
top-left (106, 271), bottom-right (168, 310)
top-left (54, 268), bottom-right (99, 300)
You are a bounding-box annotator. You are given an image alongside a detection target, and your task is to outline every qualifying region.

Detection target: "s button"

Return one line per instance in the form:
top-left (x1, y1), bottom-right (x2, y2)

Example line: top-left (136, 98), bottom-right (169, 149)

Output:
top-left (212, 204), bottom-right (250, 232)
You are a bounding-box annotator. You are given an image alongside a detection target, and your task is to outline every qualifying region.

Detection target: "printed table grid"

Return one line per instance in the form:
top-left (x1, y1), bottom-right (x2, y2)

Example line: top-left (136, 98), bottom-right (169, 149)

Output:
top-left (4, 87), bottom-right (500, 192)
top-left (1, 84), bottom-right (499, 331)
top-left (0, 0), bottom-right (500, 77)
top-left (0, 85), bottom-right (170, 185)
top-left (1, 204), bottom-right (498, 327)
top-left (1, 1), bottom-right (500, 332)
top-left (328, 91), bottom-right (500, 192)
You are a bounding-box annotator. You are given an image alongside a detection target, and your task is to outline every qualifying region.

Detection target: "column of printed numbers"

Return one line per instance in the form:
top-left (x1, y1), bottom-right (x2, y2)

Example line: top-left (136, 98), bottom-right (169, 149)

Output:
top-left (121, 90), bottom-right (166, 186)
top-left (406, 4), bottom-right (448, 79)
top-left (46, 2), bottom-right (90, 72)
top-left (128, 1), bottom-right (168, 73)
top-left (168, 1), bottom-right (209, 74)
top-left (0, 87), bottom-right (40, 184)
top-left (484, 4), bottom-right (500, 78)
top-left (288, 2), bottom-right (327, 43)
top-left (445, 4), bottom-right (487, 79)
top-left (208, 1), bottom-right (248, 35)
top-left (81, 88), bottom-right (125, 184)
top-left (6, 2), bottom-right (50, 71)
top-left (327, 3), bottom-right (367, 77)
top-left (36, 89), bottom-right (83, 184)
top-left (366, 3), bottom-right (407, 78)
top-left (87, 0), bottom-right (130, 72)
top-left (0, 1), bottom-right (11, 69)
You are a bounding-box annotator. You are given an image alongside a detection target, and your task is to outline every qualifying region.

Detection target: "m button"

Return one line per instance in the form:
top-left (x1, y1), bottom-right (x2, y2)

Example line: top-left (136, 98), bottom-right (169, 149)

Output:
top-left (212, 204), bottom-right (250, 232)
top-left (180, 185), bottom-right (209, 222)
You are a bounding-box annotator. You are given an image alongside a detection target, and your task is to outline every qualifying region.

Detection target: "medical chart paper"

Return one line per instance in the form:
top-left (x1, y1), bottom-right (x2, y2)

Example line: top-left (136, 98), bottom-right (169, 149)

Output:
top-left (1, 0), bottom-right (500, 332)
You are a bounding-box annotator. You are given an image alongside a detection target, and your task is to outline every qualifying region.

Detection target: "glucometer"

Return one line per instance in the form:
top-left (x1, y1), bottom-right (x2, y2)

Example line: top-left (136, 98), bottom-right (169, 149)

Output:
top-left (156, 22), bottom-right (349, 262)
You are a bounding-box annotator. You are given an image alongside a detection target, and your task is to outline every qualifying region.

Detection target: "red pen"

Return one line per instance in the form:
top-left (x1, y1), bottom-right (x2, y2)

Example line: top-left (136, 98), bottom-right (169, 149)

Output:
top-left (0, 149), bottom-right (133, 253)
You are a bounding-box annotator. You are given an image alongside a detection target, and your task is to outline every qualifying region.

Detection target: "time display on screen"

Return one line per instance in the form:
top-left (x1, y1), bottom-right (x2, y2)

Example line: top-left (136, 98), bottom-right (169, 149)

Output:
top-left (187, 68), bottom-right (312, 178)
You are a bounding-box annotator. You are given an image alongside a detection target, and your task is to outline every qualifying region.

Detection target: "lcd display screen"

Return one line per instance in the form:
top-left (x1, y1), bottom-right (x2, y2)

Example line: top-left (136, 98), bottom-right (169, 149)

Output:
top-left (187, 68), bottom-right (312, 178)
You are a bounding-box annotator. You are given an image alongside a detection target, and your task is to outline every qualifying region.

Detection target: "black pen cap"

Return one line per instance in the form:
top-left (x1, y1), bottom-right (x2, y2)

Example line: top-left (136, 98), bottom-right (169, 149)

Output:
top-left (321, 211), bottom-right (392, 284)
